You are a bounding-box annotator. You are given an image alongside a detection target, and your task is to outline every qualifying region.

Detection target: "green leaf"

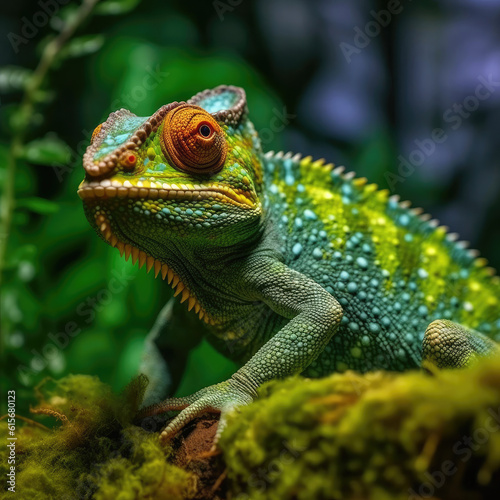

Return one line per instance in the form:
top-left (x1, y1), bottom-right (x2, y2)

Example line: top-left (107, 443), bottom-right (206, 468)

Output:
top-left (0, 66), bottom-right (32, 94)
top-left (50, 4), bottom-right (79, 32)
top-left (59, 35), bottom-right (105, 60)
top-left (95, 0), bottom-right (140, 15)
top-left (22, 134), bottom-right (71, 166)
top-left (17, 197), bottom-right (59, 215)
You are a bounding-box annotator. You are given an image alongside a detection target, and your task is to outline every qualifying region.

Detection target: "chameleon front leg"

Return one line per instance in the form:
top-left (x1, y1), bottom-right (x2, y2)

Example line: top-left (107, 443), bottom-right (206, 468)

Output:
top-left (140, 298), bottom-right (205, 407)
top-left (422, 319), bottom-right (499, 369)
top-left (141, 257), bottom-right (343, 444)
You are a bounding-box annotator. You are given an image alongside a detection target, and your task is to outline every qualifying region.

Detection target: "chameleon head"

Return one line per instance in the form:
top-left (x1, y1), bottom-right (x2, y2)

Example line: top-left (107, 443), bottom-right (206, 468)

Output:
top-left (79, 86), bottom-right (265, 286)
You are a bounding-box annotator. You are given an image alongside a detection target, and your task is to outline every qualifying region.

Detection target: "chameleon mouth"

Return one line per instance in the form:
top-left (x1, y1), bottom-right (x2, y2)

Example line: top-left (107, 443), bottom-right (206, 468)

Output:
top-left (77, 178), bottom-right (256, 208)
top-left (93, 212), bottom-right (215, 325)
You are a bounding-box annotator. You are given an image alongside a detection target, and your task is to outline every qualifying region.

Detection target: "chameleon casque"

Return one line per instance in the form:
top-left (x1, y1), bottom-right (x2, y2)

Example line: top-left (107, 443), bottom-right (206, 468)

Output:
top-left (79, 85), bottom-right (500, 443)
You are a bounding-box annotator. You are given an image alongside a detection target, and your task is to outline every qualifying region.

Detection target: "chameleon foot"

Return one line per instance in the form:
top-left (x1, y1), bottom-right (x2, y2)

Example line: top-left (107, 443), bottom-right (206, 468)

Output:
top-left (139, 378), bottom-right (255, 446)
top-left (422, 319), bottom-right (498, 369)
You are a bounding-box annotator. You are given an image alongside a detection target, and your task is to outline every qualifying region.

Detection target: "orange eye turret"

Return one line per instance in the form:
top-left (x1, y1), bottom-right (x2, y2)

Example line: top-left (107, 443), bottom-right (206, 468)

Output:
top-left (160, 104), bottom-right (227, 175)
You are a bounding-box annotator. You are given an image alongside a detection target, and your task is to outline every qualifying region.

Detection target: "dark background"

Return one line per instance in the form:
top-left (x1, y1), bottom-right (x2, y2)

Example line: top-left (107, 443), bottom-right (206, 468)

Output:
top-left (1, 0), bottom-right (499, 413)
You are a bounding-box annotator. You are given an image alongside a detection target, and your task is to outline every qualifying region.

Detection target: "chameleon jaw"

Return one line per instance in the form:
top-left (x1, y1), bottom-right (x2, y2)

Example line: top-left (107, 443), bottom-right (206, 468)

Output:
top-left (78, 178), bottom-right (256, 208)
top-left (95, 213), bottom-right (215, 325)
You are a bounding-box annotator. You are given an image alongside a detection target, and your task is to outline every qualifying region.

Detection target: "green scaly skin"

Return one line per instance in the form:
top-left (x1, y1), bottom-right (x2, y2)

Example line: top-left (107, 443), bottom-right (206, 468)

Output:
top-left (79, 85), bottom-right (500, 444)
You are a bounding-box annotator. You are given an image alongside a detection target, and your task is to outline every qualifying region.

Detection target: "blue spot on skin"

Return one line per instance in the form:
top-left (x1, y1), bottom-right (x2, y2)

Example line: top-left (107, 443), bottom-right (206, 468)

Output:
top-left (297, 184), bottom-right (305, 192)
top-left (162, 208), bottom-right (171, 214)
top-left (349, 322), bottom-right (360, 332)
top-left (356, 257), bottom-right (368, 269)
top-left (186, 209), bottom-right (193, 215)
top-left (156, 163), bottom-right (166, 171)
top-left (361, 335), bottom-right (371, 346)
top-left (342, 184), bottom-right (352, 196)
top-left (281, 215), bottom-right (289, 223)
top-left (144, 158), bottom-right (150, 166)
top-left (418, 305), bottom-right (428, 316)
top-left (294, 218), bottom-right (303, 229)
top-left (369, 323), bottom-right (380, 334)
top-left (195, 210), bottom-right (203, 216)
top-left (304, 209), bottom-right (317, 220)
top-left (292, 243), bottom-right (303, 256)
top-left (212, 204), bottom-right (222, 209)
top-left (405, 234), bottom-right (413, 242)
top-left (174, 207), bottom-right (182, 213)
top-left (270, 184), bottom-right (279, 194)
top-left (285, 175), bottom-right (295, 186)
top-left (347, 282), bottom-right (358, 293)
top-left (399, 214), bottom-right (410, 226)
top-left (418, 268), bottom-right (429, 279)
top-left (313, 248), bottom-right (322, 259)
top-left (340, 271), bottom-right (350, 281)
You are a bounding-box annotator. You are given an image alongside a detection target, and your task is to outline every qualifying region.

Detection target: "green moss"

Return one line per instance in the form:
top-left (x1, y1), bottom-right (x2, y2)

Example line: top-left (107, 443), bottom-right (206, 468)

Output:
top-left (221, 356), bottom-right (500, 500)
top-left (0, 374), bottom-right (193, 499)
top-left (4, 361), bottom-right (500, 499)
top-left (90, 427), bottom-right (195, 500)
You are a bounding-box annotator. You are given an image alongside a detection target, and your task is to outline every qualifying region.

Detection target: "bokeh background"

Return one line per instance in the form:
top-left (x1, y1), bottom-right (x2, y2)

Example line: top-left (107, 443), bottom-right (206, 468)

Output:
top-left (1, 0), bottom-right (500, 415)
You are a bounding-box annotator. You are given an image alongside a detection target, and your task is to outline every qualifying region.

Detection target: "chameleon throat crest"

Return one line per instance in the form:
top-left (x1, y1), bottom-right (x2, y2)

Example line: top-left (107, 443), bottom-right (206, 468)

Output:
top-left (93, 212), bottom-right (216, 325)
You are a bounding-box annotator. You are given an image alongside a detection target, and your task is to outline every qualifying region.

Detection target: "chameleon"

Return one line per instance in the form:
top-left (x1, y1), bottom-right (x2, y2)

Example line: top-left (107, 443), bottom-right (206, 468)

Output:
top-left (79, 85), bottom-right (500, 443)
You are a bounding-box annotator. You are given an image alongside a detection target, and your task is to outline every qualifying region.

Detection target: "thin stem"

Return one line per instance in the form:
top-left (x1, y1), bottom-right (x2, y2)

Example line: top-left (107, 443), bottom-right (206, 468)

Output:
top-left (0, 0), bottom-right (101, 349)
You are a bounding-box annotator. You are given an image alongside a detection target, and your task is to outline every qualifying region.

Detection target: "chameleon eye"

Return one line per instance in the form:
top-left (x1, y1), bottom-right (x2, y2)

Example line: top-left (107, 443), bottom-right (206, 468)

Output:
top-left (198, 123), bottom-right (213, 138)
top-left (91, 123), bottom-right (103, 143)
top-left (160, 104), bottom-right (227, 174)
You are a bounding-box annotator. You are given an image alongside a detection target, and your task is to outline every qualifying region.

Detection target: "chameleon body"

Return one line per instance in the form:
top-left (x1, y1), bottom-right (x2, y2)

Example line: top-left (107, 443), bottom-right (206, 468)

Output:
top-left (79, 86), bottom-right (500, 442)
